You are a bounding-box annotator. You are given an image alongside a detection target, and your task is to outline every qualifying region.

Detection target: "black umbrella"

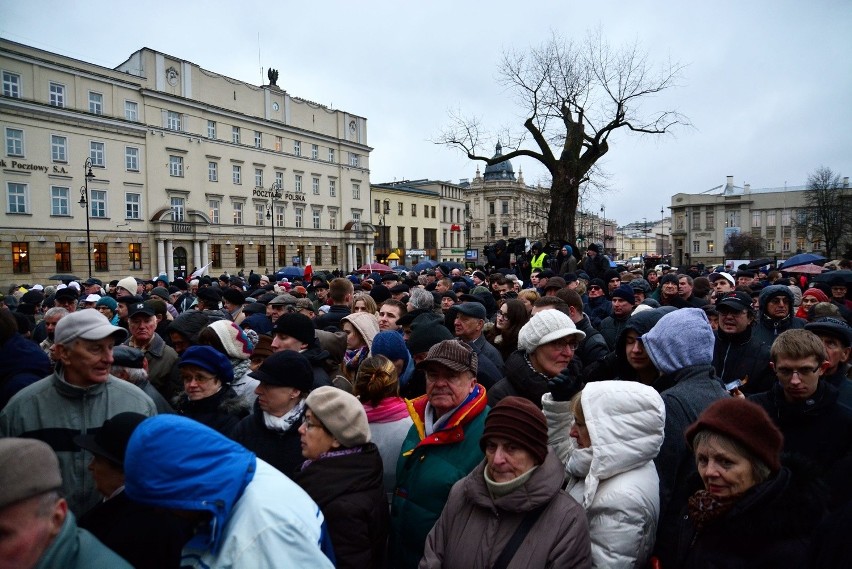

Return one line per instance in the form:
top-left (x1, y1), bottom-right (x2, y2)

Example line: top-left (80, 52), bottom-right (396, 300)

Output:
top-left (48, 274), bottom-right (82, 282)
top-left (744, 258), bottom-right (773, 270)
top-left (814, 270), bottom-right (852, 285)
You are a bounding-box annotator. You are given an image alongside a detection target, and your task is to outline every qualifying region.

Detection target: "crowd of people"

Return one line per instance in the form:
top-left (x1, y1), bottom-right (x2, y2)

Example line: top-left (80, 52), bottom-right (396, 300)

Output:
top-left (1, 248), bottom-right (851, 568)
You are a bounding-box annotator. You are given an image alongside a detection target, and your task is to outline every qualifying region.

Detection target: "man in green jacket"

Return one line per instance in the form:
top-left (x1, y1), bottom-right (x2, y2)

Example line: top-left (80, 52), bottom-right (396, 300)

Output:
top-left (389, 339), bottom-right (489, 569)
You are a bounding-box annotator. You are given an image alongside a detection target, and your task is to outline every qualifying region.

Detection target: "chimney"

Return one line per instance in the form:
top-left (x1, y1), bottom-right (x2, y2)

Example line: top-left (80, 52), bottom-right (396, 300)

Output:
top-left (744, 183), bottom-right (750, 194)
top-left (725, 175), bottom-right (734, 194)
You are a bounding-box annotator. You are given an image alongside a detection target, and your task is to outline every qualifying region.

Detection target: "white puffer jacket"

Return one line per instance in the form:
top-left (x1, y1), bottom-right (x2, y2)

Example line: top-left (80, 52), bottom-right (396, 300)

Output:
top-left (543, 381), bottom-right (665, 569)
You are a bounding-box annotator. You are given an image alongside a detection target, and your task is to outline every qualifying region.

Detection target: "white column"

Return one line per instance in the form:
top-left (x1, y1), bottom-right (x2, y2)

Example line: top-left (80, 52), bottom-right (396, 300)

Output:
top-left (165, 240), bottom-right (174, 280)
top-left (193, 240), bottom-right (201, 270)
top-left (347, 243), bottom-right (353, 271)
top-left (201, 240), bottom-right (209, 269)
top-left (156, 239), bottom-right (166, 275)
top-left (368, 243), bottom-right (375, 263)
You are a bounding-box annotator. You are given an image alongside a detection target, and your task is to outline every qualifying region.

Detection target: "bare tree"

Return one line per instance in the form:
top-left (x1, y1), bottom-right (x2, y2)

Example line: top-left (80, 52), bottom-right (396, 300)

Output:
top-left (724, 232), bottom-right (765, 259)
top-left (796, 166), bottom-right (851, 258)
top-left (438, 29), bottom-right (688, 243)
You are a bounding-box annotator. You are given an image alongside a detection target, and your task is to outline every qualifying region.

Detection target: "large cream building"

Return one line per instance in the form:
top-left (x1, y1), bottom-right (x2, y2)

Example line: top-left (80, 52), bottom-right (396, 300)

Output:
top-left (369, 181), bottom-right (440, 266)
top-left (1, 39), bottom-right (374, 284)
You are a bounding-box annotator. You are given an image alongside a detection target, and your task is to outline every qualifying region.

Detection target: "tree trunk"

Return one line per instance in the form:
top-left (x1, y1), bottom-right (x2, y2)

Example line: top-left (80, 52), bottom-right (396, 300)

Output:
top-left (546, 165), bottom-right (580, 244)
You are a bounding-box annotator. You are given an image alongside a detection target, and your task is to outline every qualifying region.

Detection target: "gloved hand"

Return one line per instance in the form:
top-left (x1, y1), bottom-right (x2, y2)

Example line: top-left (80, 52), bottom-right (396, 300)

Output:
top-left (547, 359), bottom-right (584, 402)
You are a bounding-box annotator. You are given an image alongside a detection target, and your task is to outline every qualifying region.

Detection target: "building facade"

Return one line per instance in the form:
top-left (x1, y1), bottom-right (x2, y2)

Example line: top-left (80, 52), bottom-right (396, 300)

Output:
top-left (1, 39), bottom-right (373, 284)
top-left (369, 181), bottom-right (440, 266)
top-left (669, 175), bottom-right (851, 267)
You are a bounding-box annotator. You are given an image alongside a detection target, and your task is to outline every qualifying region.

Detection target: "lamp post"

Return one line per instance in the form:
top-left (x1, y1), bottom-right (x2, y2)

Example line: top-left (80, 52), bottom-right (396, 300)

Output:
top-left (77, 158), bottom-right (95, 278)
top-left (660, 207), bottom-right (665, 256)
top-left (265, 181), bottom-right (283, 270)
top-left (643, 217), bottom-right (648, 258)
top-left (600, 204), bottom-right (606, 256)
top-left (375, 199), bottom-right (390, 263)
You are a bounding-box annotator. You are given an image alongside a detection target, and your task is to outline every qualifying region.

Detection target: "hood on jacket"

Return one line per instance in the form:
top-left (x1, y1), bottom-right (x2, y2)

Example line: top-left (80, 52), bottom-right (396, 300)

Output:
top-left (341, 312), bottom-right (380, 351)
top-left (613, 307), bottom-right (677, 370)
top-left (759, 285), bottom-right (794, 316)
top-left (641, 308), bottom-right (715, 375)
top-left (124, 415), bottom-right (256, 555)
top-left (576, 381), bottom-right (665, 508)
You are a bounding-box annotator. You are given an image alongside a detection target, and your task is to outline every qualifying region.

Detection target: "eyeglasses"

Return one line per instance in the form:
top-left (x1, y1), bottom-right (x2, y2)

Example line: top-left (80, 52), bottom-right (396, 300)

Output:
top-left (547, 337), bottom-right (579, 351)
top-left (301, 416), bottom-right (323, 430)
top-left (181, 373), bottom-right (217, 384)
top-left (774, 365), bottom-right (821, 380)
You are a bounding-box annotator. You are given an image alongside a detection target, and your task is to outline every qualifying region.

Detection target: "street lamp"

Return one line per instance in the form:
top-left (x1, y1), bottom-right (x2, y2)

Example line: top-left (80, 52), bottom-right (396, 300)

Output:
top-left (77, 158), bottom-right (95, 278)
top-left (660, 207), bottom-right (665, 256)
top-left (265, 181), bottom-right (283, 270)
top-left (643, 217), bottom-right (649, 257)
top-left (374, 199), bottom-right (390, 263)
top-left (600, 205), bottom-right (606, 255)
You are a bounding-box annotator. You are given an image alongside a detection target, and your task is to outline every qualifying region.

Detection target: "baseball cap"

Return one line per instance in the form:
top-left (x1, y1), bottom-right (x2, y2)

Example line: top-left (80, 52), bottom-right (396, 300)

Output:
top-left (83, 293), bottom-right (101, 303)
top-left (709, 272), bottom-right (735, 286)
top-left (417, 339), bottom-right (478, 375)
top-left (112, 345), bottom-right (146, 368)
top-left (715, 290), bottom-right (753, 312)
top-left (54, 309), bottom-right (129, 346)
top-left (127, 301), bottom-right (155, 318)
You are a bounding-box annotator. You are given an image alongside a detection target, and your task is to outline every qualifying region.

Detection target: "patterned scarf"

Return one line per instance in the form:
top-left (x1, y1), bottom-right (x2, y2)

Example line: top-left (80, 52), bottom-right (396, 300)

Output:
top-left (344, 346), bottom-right (369, 371)
top-left (263, 399), bottom-right (305, 432)
top-left (300, 445), bottom-right (363, 471)
top-left (687, 489), bottom-right (740, 531)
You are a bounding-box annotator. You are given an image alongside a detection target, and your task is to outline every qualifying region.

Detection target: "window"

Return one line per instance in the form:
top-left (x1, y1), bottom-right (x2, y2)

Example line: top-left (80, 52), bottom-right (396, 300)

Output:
top-left (349, 153), bottom-right (359, 167)
top-left (51, 186), bottom-right (69, 216)
top-left (254, 131), bottom-right (262, 148)
top-left (443, 229), bottom-right (448, 247)
top-left (294, 140), bottom-right (301, 156)
top-left (169, 155), bottom-right (183, 177)
top-left (235, 245), bottom-right (245, 268)
top-left (397, 227), bottom-right (405, 247)
top-left (209, 199), bottom-right (220, 224)
top-left (781, 209), bottom-right (791, 226)
top-left (3, 71), bottom-right (21, 98)
top-left (782, 238), bottom-right (791, 252)
top-left (752, 211), bottom-right (761, 227)
top-left (425, 229), bottom-right (437, 249)
top-left (311, 144), bottom-right (318, 160)
top-left (274, 205), bottom-right (284, 227)
top-left (374, 199), bottom-right (381, 214)
top-left (7, 182), bottom-right (28, 213)
top-left (129, 243), bottom-right (142, 270)
top-left (329, 179), bottom-right (336, 197)
top-left (49, 82), bottom-right (65, 107)
top-left (489, 201), bottom-right (495, 215)
top-left (257, 245), bottom-right (266, 267)
top-left (706, 210), bottom-right (715, 230)
top-left (411, 227), bottom-right (419, 248)
top-left (499, 223), bottom-right (507, 237)
top-left (329, 210), bottom-right (337, 230)
top-left (51, 135), bottom-right (67, 162)
top-left (170, 197), bottom-right (184, 221)
top-left (431, 206), bottom-right (436, 218)
top-left (207, 120), bottom-right (216, 139)
top-left (502, 200), bottom-right (509, 215)
top-left (233, 202), bottom-right (243, 225)
top-left (5, 128), bottom-right (23, 156)
top-left (489, 223), bottom-right (496, 238)
top-left (295, 207), bottom-right (303, 228)
top-left (692, 240), bottom-right (700, 253)
top-left (88, 92), bottom-right (103, 115)
top-left (294, 174), bottom-right (302, 193)
top-left (232, 165), bottom-right (241, 184)
top-left (767, 240), bottom-right (776, 252)
top-left (275, 171), bottom-right (284, 187)
top-left (208, 162), bottom-right (218, 182)
top-left (442, 206), bottom-right (447, 222)
top-left (94, 243), bottom-right (108, 271)
top-left (12, 242), bottom-right (29, 273)
top-left (255, 168), bottom-right (263, 188)
top-left (125, 147), bottom-right (139, 171)
top-left (55, 243), bottom-right (71, 271)
top-left (675, 213), bottom-right (684, 230)
top-left (89, 190), bottom-right (107, 218)
top-left (691, 210), bottom-right (701, 230)
top-left (397, 202), bottom-right (403, 215)
top-left (255, 203), bottom-right (265, 226)
top-left (125, 101), bottom-right (138, 121)
top-left (312, 177), bottom-right (320, 195)
top-left (167, 111), bottom-right (181, 131)
top-left (707, 240), bottom-right (715, 252)
top-left (411, 203), bottom-right (417, 216)
top-left (210, 244), bottom-right (221, 269)
top-left (313, 209), bottom-right (320, 229)
top-left (90, 141), bottom-right (105, 167)
top-left (126, 193), bottom-right (141, 220)
top-left (275, 136), bottom-right (282, 152)
top-left (315, 245), bottom-right (322, 266)
top-left (328, 148), bottom-right (335, 163)
top-left (232, 126), bottom-right (241, 144)
top-left (766, 210), bottom-right (776, 226)
top-left (330, 245), bottom-right (338, 266)
top-left (424, 204), bottom-right (428, 217)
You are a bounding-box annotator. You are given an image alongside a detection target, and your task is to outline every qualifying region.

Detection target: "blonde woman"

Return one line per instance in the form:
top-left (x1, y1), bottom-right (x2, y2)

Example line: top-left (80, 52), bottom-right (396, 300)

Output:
top-left (351, 292), bottom-right (378, 315)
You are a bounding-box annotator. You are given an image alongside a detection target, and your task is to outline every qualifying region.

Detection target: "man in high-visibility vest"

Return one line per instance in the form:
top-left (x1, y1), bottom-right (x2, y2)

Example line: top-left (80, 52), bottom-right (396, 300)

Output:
top-left (529, 242), bottom-right (549, 275)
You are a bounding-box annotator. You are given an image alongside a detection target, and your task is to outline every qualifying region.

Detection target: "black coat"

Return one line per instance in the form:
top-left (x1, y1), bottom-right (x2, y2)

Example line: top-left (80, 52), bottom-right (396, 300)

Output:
top-left (173, 386), bottom-right (249, 436)
top-left (77, 490), bottom-right (195, 569)
top-left (666, 458), bottom-right (828, 569)
top-left (712, 327), bottom-right (775, 395)
top-left (749, 382), bottom-right (852, 505)
top-left (293, 443), bottom-right (389, 569)
top-left (229, 400), bottom-right (305, 478)
top-left (488, 350), bottom-right (552, 408)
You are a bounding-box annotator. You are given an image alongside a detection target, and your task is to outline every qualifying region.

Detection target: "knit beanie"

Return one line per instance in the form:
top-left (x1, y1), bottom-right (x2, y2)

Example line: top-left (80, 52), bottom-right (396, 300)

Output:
top-left (802, 288), bottom-right (829, 303)
top-left (150, 287), bottom-right (171, 303)
top-left (95, 296), bottom-right (118, 311)
top-left (341, 312), bottom-right (380, 351)
top-left (686, 398), bottom-right (783, 474)
top-left (371, 331), bottom-right (410, 364)
top-left (603, 269), bottom-right (621, 283)
top-left (222, 288), bottom-right (245, 306)
top-left (167, 310), bottom-right (210, 344)
top-left (208, 320), bottom-right (253, 360)
top-left (480, 396), bottom-right (548, 465)
top-left (641, 308), bottom-right (714, 374)
top-left (369, 284), bottom-right (391, 304)
top-left (611, 284), bottom-right (636, 304)
top-left (272, 312), bottom-right (316, 346)
top-left (660, 273), bottom-right (679, 286)
top-left (117, 276), bottom-right (138, 295)
top-left (306, 386), bottom-right (371, 447)
top-left (517, 310), bottom-right (586, 353)
top-left (407, 312), bottom-right (453, 355)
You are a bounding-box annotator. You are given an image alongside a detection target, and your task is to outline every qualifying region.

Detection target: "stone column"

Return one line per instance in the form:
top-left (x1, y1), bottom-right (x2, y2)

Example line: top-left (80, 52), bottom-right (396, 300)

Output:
top-left (201, 240), bottom-right (209, 270)
top-left (193, 240), bottom-right (201, 270)
top-left (165, 240), bottom-right (174, 280)
top-left (156, 239), bottom-right (166, 275)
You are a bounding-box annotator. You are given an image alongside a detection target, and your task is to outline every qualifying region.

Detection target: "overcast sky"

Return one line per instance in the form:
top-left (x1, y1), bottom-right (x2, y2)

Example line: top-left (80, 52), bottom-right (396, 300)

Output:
top-left (3, 0), bottom-right (850, 227)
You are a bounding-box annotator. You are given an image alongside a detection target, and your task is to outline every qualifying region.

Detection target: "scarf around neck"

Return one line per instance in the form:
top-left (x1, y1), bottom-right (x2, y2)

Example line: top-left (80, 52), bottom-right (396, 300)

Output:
top-left (364, 397), bottom-right (410, 423)
top-left (688, 489), bottom-right (741, 531)
top-left (263, 399), bottom-right (305, 432)
top-left (344, 346), bottom-right (369, 370)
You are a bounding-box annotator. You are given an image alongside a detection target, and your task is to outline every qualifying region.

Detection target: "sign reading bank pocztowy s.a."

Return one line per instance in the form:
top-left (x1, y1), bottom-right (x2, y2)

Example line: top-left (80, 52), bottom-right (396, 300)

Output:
top-left (0, 159), bottom-right (67, 174)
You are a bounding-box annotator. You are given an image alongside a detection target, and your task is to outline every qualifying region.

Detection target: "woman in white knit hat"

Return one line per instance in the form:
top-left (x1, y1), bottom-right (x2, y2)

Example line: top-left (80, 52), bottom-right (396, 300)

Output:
top-left (487, 309), bottom-right (585, 408)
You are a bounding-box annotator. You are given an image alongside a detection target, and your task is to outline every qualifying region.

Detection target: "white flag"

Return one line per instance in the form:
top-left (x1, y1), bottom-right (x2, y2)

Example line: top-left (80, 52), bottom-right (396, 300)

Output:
top-left (191, 262), bottom-right (212, 279)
